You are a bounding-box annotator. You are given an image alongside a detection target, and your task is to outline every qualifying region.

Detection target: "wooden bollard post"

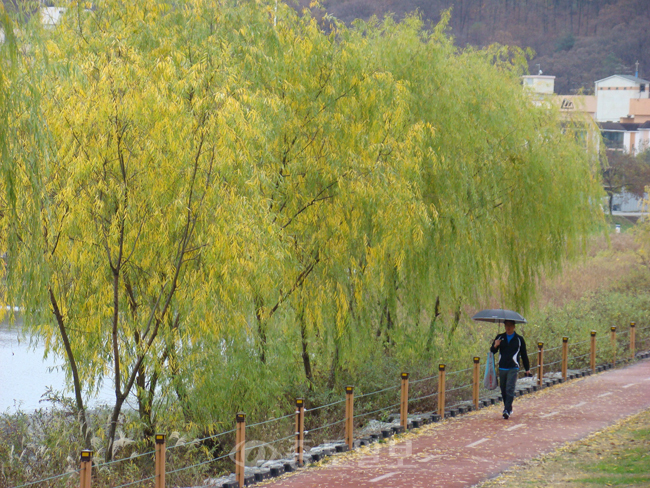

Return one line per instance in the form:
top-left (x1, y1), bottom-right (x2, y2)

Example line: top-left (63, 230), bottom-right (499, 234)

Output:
top-left (79, 450), bottom-right (93, 488)
top-left (630, 322), bottom-right (636, 359)
top-left (611, 326), bottom-right (617, 367)
top-left (295, 398), bottom-right (305, 467)
top-left (472, 357), bottom-right (480, 410)
top-left (561, 337), bottom-right (569, 382)
top-left (155, 434), bottom-right (166, 488)
top-left (400, 373), bottom-right (409, 431)
top-left (345, 386), bottom-right (354, 451)
top-left (537, 342), bottom-right (544, 387)
top-left (590, 331), bottom-right (597, 372)
top-left (235, 413), bottom-right (246, 488)
top-left (437, 364), bottom-right (446, 418)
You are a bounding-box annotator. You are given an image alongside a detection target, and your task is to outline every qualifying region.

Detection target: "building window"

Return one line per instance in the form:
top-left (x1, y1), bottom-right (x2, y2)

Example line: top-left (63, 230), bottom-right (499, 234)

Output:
top-left (641, 84), bottom-right (646, 92)
top-left (602, 131), bottom-right (624, 149)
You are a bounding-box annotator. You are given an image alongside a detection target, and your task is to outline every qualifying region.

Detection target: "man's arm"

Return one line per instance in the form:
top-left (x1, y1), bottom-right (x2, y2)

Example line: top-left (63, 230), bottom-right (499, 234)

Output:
top-left (490, 334), bottom-right (502, 354)
top-left (520, 336), bottom-right (531, 373)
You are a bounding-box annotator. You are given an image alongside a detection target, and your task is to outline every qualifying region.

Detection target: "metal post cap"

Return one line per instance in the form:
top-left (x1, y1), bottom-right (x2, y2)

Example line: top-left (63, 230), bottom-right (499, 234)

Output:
top-left (236, 412), bottom-right (246, 423)
top-left (345, 386), bottom-right (354, 393)
top-left (473, 357), bottom-right (480, 363)
top-left (538, 342), bottom-right (544, 348)
top-left (439, 364), bottom-right (445, 371)
top-left (611, 326), bottom-right (617, 332)
top-left (401, 372), bottom-right (409, 379)
top-left (80, 450), bottom-right (93, 462)
top-left (630, 322), bottom-right (636, 327)
top-left (296, 398), bottom-right (304, 407)
top-left (563, 337), bottom-right (569, 342)
top-left (591, 331), bottom-right (597, 336)
top-left (155, 434), bottom-right (166, 444)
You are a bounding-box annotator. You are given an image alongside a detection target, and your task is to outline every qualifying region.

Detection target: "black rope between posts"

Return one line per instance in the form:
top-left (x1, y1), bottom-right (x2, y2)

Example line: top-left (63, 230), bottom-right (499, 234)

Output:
top-left (305, 399), bottom-right (346, 413)
top-left (353, 402), bottom-right (401, 421)
top-left (545, 360), bottom-right (563, 367)
top-left (94, 449), bottom-right (156, 469)
top-left (445, 366), bottom-right (474, 376)
top-left (445, 383), bottom-right (472, 393)
top-left (248, 411), bottom-right (295, 429)
top-left (167, 427), bottom-right (237, 451)
top-left (166, 452), bottom-right (232, 476)
top-left (568, 352), bottom-right (591, 361)
top-left (408, 391), bottom-right (439, 402)
top-left (355, 384), bottom-right (401, 400)
top-left (305, 418), bottom-right (346, 434)
top-left (244, 433), bottom-right (296, 452)
top-left (446, 401), bottom-right (472, 410)
top-left (410, 374), bottom-right (439, 385)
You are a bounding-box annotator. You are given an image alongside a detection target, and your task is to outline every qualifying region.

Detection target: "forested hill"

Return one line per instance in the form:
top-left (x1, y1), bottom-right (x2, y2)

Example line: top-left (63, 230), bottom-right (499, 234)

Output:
top-left (297, 0), bottom-right (650, 95)
top-left (4, 0), bottom-right (647, 93)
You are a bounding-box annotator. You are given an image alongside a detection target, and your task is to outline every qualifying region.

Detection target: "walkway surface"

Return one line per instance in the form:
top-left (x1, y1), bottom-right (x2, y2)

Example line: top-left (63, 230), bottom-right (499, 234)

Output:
top-left (261, 358), bottom-right (650, 488)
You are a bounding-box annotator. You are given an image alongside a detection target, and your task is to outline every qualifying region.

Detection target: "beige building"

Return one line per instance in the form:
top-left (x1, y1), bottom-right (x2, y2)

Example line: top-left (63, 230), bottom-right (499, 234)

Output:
top-left (557, 95), bottom-right (597, 119)
top-left (522, 75), bottom-right (556, 95)
top-left (627, 99), bottom-right (650, 123)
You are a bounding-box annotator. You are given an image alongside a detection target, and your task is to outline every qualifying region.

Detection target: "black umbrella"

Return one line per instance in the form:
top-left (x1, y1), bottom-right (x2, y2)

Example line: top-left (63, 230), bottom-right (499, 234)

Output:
top-left (471, 309), bottom-right (527, 324)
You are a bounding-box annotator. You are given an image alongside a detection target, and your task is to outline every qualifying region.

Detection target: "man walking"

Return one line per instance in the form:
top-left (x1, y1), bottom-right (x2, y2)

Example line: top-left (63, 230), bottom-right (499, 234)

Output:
top-left (490, 319), bottom-right (530, 419)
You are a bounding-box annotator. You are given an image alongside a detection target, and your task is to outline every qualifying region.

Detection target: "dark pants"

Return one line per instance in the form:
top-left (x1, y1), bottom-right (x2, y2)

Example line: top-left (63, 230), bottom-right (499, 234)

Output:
top-left (499, 369), bottom-right (518, 412)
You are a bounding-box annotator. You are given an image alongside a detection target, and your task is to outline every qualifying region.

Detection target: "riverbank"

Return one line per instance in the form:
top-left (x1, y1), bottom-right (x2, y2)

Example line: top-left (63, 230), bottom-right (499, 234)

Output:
top-left (2, 231), bottom-right (649, 488)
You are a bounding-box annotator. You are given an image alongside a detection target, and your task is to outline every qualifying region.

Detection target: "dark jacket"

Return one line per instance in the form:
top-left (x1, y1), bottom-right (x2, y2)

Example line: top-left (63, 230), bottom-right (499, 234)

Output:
top-left (490, 332), bottom-right (530, 371)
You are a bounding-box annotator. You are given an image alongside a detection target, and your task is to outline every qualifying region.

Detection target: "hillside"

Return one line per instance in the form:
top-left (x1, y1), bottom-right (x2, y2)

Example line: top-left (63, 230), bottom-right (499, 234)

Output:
top-left (298, 0), bottom-right (650, 95)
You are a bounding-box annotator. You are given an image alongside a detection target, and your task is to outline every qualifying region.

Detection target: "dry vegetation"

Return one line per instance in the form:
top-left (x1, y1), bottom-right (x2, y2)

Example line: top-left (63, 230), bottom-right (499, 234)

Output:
top-left (534, 233), bottom-right (642, 311)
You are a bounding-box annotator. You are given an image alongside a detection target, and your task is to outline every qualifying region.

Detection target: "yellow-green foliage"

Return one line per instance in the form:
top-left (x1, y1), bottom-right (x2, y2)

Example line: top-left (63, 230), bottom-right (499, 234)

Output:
top-left (0, 0), bottom-right (603, 458)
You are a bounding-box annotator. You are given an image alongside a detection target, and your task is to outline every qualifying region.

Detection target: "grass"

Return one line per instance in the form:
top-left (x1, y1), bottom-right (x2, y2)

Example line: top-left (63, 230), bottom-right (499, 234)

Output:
top-left (605, 214), bottom-right (638, 233)
top-left (477, 408), bottom-right (650, 488)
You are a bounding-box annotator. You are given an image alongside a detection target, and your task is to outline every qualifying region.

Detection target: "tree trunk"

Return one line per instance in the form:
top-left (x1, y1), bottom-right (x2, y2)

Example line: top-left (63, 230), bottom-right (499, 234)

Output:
top-left (426, 296), bottom-right (441, 353)
top-left (608, 192), bottom-right (614, 215)
top-left (300, 319), bottom-right (314, 389)
top-left (136, 361), bottom-right (155, 439)
top-left (106, 394), bottom-right (128, 461)
top-left (49, 288), bottom-right (92, 450)
top-left (254, 295), bottom-right (267, 364)
top-left (327, 340), bottom-right (339, 390)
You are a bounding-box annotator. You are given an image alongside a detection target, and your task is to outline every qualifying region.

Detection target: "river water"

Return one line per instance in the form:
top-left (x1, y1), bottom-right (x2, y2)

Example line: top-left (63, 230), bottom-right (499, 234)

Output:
top-left (0, 313), bottom-right (114, 412)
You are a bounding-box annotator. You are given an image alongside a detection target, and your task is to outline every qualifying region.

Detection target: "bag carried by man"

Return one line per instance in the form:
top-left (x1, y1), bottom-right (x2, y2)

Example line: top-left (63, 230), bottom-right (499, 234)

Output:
top-left (484, 351), bottom-right (498, 390)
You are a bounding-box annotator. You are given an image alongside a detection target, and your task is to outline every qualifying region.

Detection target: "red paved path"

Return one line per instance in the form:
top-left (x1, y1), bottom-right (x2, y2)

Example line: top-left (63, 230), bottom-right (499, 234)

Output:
top-left (262, 358), bottom-right (650, 487)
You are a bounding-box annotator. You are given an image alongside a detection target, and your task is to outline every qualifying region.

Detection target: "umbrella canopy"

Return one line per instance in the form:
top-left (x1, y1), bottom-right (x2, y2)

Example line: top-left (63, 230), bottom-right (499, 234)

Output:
top-left (471, 309), bottom-right (527, 324)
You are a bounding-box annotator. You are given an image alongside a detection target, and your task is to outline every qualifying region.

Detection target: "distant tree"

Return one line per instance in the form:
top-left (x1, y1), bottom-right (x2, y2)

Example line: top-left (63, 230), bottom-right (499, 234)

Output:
top-left (555, 33), bottom-right (575, 52)
top-left (602, 149), bottom-right (650, 213)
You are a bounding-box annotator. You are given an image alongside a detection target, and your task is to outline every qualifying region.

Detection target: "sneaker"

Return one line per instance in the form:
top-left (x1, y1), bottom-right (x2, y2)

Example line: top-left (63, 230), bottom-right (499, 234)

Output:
top-left (508, 410), bottom-right (513, 418)
top-left (502, 410), bottom-right (509, 420)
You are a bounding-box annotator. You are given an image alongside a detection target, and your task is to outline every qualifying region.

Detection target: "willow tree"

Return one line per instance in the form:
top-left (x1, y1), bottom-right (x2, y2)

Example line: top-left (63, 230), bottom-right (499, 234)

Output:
top-left (1, 0), bottom-right (278, 460)
top-left (1, 0), bottom-right (603, 454)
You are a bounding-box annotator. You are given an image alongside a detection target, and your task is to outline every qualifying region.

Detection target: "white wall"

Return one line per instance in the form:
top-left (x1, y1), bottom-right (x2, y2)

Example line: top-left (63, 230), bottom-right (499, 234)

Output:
top-left (612, 192), bottom-right (647, 212)
top-left (41, 7), bottom-right (66, 28)
top-left (596, 76), bottom-right (648, 122)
